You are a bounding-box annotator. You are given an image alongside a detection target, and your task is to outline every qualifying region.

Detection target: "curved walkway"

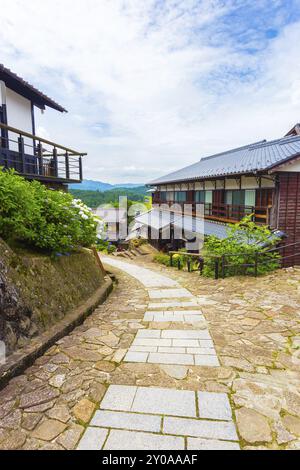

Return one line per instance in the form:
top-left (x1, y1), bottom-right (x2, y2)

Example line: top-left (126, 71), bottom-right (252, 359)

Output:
top-left (77, 256), bottom-right (240, 450)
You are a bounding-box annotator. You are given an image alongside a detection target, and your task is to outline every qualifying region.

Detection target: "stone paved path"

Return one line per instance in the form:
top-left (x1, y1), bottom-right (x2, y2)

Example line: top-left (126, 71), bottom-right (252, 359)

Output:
top-left (77, 257), bottom-right (238, 450)
top-left (0, 254), bottom-right (299, 450)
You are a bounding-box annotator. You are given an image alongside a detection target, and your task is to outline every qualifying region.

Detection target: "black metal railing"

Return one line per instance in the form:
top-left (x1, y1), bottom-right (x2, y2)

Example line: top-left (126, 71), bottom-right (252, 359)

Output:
top-left (0, 122), bottom-right (86, 182)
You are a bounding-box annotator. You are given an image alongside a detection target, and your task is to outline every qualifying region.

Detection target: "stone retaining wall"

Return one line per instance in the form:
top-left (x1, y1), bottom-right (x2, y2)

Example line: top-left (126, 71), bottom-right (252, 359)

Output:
top-left (0, 238), bottom-right (105, 355)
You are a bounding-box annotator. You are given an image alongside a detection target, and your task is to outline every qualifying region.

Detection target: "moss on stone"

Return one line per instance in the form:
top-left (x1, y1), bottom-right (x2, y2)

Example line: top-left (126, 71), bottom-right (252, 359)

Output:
top-left (0, 238), bottom-right (105, 353)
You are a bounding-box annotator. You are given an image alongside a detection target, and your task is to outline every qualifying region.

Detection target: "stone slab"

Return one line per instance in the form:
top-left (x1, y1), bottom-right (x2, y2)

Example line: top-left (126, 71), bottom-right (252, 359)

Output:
top-left (131, 387), bottom-right (196, 417)
top-left (148, 289), bottom-right (193, 299)
top-left (132, 338), bottom-right (172, 347)
top-left (194, 355), bottom-right (220, 366)
top-left (198, 392), bottom-right (233, 421)
top-left (77, 427), bottom-right (108, 450)
top-left (103, 429), bottom-right (184, 450)
top-left (124, 351), bottom-right (149, 363)
top-left (91, 410), bottom-right (161, 433)
top-left (148, 301), bottom-right (199, 309)
top-left (148, 352), bottom-right (194, 365)
top-left (187, 437), bottom-right (240, 450)
top-left (100, 385), bottom-right (137, 411)
top-left (162, 330), bottom-right (211, 339)
top-left (164, 416), bottom-right (238, 441)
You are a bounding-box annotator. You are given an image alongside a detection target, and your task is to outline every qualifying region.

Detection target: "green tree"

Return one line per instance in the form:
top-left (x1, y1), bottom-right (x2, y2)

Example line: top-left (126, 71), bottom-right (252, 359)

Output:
top-left (202, 216), bottom-right (281, 277)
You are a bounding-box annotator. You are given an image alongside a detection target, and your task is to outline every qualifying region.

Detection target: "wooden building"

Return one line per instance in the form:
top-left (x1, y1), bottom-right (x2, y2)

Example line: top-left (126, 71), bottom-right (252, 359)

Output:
top-left (0, 64), bottom-right (85, 190)
top-left (137, 125), bottom-right (300, 265)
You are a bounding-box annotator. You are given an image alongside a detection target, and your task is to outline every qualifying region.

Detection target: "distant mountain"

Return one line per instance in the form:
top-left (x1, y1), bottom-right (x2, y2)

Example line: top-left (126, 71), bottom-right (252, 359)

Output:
top-left (69, 180), bottom-right (112, 191)
top-left (112, 183), bottom-right (144, 189)
top-left (69, 180), bottom-right (144, 191)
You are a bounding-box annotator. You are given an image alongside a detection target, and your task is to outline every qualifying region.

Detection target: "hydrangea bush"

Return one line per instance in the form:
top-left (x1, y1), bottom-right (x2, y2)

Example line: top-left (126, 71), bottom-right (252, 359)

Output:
top-left (0, 169), bottom-right (102, 253)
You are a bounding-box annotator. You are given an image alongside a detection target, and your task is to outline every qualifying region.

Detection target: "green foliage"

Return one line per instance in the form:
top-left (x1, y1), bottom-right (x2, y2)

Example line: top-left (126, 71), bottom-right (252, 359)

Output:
top-left (153, 253), bottom-right (171, 267)
top-left (69, 187), bottom-right (147, 208)
top-left (202, 216), bottom-right (281, 277)
top-left (96, 239), bottom-right (116, 254)
top-left (154, 249), bottom-right (200, 271)
top-left (0, 169), bottom-right (100, 253)
top-left (129, 238), bottom-right (147, 249)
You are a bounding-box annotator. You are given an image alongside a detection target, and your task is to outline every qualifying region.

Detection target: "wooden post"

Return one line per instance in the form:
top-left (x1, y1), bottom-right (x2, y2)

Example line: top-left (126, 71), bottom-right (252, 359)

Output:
top-left (187, 258), bottom-right (191, 273)
top-left (199, 257), bottom-right (204, 275)
top-left (65, 152), bottom-right (70, 179)
top-left (53, 147), bottom-right (58, 177)
top-left (221, 255), bottom-right (226, 278)
top-left (37, 142), bottom-right (43, 175)
top-left (214, 258), bottom-right (219, 280)
top-left (79, 155), bottom-right (83, 181)
top-left (177, 258), bottom-right (181, 270)
top-left (92, 246), bottom-right (106, 276)
top-left (18, 136), bottom-right (25, 173)
top-left (170, 253), bottom-right (173, 267)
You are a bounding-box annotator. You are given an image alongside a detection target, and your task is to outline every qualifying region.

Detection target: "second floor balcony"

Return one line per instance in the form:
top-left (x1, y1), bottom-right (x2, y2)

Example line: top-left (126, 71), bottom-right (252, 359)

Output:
top-left (152, 198), bottom-right (271, 225)
top-left (0, 122), bottom-right (85, 184)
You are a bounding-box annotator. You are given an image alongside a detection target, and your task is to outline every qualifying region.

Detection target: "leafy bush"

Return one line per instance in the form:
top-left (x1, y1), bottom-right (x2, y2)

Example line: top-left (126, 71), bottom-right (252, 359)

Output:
top-left (96, 239), bottom-right (116, 254)
top-left (153, 253), bottom-right (171, 267)
top-left (202, 216), bottom-right (281, 277)
top-left (153, 249), bottom-right (200, 271)
top-left (130, 238), bottom-right (147, 248)
top-left (0, 169), bottom-right (101, 253)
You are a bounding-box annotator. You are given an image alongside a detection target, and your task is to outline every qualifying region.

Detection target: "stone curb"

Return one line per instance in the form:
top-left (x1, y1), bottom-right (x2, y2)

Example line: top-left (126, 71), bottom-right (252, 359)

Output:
top-left (0, 276), bottom-right (113, 390)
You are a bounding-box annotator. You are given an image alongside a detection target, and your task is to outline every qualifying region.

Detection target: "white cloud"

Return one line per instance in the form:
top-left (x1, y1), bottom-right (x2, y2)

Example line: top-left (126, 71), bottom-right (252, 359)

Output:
top-left (0, 0), bottom-right (299, 183)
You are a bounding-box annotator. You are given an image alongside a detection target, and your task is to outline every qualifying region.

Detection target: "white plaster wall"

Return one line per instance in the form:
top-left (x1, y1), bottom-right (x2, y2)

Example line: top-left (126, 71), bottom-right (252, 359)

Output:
top-left (225, 178), bottom-right (240, 190)
top-left (6, 88), bottom-right (34, 154)
top-left (216, 179), bottom-right (225, 189)
top-left (196, 181), bottom-right (205, 190)
top-left (241, 176), bottom-right (259, 189)
top-left (260, 177), bottom-right (275, 188)
top-left (278, 160), bottom-right (300, 172)
top-left (204, 180), bottom-right (215, 190)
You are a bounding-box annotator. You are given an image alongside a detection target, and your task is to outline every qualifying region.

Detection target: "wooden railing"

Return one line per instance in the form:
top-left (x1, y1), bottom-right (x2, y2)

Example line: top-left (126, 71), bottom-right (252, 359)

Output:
top-left (0, 122), bottom-right (86, 182)
top-left (168, 241), bottom-right (300, 278)
top-left (153, 200), bottom-right (270, 224)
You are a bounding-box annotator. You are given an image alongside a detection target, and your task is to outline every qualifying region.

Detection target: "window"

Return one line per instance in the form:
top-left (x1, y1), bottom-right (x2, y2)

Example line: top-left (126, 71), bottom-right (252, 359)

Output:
top-left (166, 191), bottom-right (174, 202)
top-left (160, 191), bottom-right (167, 202)
top-left (232, 190), bottom-right (245, 206)
top-left (225, 190), bottom-right (256, 207)
top-left (195, 191), bottom-right (205, 203)
top-left (225, 190), bottom-right (233, 205)
top-left (205, 191), bottom-right (213, 204)
top-left (174, 191), bottom-right (187, 202)
top-left (245, 190), bottom-right (256, 207)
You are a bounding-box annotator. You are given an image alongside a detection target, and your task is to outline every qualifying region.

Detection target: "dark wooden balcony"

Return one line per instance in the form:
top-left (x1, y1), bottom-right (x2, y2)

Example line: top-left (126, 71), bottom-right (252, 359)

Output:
top-left (0, 123), bottom-right (86, 183)
top-left (203, 202), bottom-right (269, 224)
top-left (153, 199), bottom-right (270, 225)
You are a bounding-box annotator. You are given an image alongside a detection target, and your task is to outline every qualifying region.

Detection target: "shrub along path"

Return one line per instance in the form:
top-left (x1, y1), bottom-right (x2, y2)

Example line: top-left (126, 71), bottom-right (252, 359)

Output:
top-left (0, 255), bottom-right (299, 450)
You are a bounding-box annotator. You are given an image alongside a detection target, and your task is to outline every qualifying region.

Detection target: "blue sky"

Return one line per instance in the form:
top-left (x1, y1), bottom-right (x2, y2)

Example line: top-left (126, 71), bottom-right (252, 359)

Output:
top-left (0, 0), bottom-right (300, 183)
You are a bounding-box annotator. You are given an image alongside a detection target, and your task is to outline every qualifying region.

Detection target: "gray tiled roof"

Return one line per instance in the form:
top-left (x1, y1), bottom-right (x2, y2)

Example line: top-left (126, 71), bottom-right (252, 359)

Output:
top-left (135, 209), bottom-right (229, 238)
top-left (149, 134), bottom-right (300, 184)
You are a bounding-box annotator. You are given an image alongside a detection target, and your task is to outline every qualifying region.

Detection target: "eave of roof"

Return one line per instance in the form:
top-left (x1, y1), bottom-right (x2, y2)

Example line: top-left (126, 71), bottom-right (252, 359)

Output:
top-left (149, 134), bottom-right (300, 185)
top-left (0, 64), bottom-right (67, 113)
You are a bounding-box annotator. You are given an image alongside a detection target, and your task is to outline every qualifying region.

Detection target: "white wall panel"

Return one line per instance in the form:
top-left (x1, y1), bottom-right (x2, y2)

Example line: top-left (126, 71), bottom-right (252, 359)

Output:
top-left (6, 88), bottom-right (34, 155)
top-left (225, 178), bottom-right (240, 190)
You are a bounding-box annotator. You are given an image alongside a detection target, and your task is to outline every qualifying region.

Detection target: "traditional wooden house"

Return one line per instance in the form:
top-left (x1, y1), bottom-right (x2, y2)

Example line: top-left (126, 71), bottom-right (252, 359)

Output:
top-left (136, 125), bottom-right (300, 265)
top-left (0, 64), bottom-right (85, 190)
